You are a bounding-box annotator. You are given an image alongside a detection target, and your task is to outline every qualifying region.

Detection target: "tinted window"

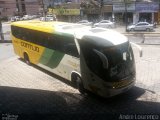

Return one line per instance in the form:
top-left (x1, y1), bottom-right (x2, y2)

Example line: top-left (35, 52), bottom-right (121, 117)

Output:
top-left (80, 39), bottom-right (135, 82)
top-left (137, 23), bottom-right (147, 26)
top-left (11, 26), bottom-right (79, 57)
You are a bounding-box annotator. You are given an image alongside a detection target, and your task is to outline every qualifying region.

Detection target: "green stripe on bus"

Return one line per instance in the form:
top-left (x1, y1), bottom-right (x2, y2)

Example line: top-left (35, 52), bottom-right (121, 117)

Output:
top-left (39, 48), bottom-right (64, 69)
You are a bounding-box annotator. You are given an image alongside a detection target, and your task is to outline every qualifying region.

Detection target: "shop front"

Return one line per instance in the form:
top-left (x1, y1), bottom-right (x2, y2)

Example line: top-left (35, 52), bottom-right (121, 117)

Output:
top-left (85, 8), bottom-right (101, 22)
top-left (103, 5), bottom-right (113, 21)
top-left (157, 12), bottom-right (160, 24)
top-left (48, 8), bottom-right (80, 22)
top-left (113, 3), bottom-right (135, 25)
top-left (135, 2), bottom-right (159, 24)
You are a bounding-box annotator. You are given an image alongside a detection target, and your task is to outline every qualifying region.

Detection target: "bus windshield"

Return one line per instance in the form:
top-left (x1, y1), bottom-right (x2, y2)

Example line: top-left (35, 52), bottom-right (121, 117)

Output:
top-left (102, 42), bottom-right (135, 81)
top-left (81, 41), bottom-right (135, 82)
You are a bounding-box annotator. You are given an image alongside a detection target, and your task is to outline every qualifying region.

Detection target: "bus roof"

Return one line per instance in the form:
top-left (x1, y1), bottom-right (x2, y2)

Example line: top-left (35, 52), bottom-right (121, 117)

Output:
top-left (11, 20), bottom-right (128, 45)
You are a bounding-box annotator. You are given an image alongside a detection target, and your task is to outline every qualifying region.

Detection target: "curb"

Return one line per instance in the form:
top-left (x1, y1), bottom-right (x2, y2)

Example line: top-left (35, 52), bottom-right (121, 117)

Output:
top-left (136, 43), bottom-right (160, 45)
top-left (122, 32), bottom-right (160, 34)
top-left (123, 33), bottom-right (160, 38)
top-left (2, 22), bottom-right (11, 24)
top-left (0, 40), bottom-right (12, 43)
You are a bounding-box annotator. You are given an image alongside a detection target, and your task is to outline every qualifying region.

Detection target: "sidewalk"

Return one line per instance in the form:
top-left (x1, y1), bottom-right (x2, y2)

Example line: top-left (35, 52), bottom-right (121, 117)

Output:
top-left (0, 33), bottom-right (11, 43)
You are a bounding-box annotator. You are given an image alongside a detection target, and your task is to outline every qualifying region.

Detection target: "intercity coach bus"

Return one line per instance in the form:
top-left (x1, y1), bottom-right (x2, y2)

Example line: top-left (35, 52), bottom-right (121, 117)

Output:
top-left (11, 21), bottom-right (142, 98)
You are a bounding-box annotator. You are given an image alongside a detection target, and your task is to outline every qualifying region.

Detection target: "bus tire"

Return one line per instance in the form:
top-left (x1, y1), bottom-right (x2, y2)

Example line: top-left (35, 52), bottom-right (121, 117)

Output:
top-left (24, 53), bottom-right (30, 65)
top-left (71, 73), bottom-right (77, 88)
top-left (76, 76), bottom-right (86, 94)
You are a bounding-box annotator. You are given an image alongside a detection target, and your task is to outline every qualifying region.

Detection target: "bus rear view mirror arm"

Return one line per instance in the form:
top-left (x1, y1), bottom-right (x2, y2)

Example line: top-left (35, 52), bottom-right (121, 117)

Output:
top-left (74, 33), bottom-right (80, 55)
top-left (93, 49), bottom-right (109, 69)
top-left (130, 42), bottom-right (143, 57)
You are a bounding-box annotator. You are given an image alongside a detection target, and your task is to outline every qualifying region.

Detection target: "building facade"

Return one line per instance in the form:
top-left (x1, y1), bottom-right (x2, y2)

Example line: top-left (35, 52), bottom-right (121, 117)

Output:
top-left (0, 0), bottom-right (41, 18)
top-left (0, 0), bottom-right (17, 18)
top-left (135, 1), bottom-right (159, 24)
top-left (0, 0), bottom-right (160, 24)
top-left (109, 0), bottom-right (159, 24)
top-left (48, 0), bottom-right (82, 22)
top-left (77, 0), bottom-right (159, 24)
top-left (25, 0), bottom-right (41, 15)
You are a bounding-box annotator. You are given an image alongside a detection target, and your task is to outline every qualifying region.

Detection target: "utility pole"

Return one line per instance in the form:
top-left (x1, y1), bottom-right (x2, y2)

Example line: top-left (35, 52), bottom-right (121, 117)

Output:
top-left (41, 0), bottom-right (46, 21)
top-left (100, 0), bottom-right (104, 20)
top-left (159, 0), bottom-right (160, 25)
top-left (124, 0), bottom-right (128, 32)
top-left (0, 19), bottom-right (4, 41)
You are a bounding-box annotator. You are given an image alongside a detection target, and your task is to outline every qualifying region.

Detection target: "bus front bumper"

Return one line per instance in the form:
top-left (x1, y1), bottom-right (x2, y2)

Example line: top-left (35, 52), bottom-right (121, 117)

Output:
top-left (98, 81), bottom-right (135, 98)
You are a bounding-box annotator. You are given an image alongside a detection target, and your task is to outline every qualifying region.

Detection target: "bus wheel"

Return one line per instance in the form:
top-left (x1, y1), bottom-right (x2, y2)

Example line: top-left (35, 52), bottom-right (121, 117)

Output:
top-left (71, 74), bottom-right (77, 88)
top-left (24, 53), bottom-right (30, 65)
top-left (76, 76), bottom-right (86, 94)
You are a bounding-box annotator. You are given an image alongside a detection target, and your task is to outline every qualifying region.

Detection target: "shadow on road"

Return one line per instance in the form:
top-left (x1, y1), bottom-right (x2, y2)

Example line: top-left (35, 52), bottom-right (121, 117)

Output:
top-left (19, 58), bottom-right (76, 89)
top-left (0, 85), bottom-right (160, 120)
top-left (15, 58), bottom-right (160, 119)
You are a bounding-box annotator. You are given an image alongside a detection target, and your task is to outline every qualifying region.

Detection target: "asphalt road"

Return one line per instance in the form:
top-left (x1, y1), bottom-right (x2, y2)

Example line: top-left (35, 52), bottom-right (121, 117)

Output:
top-left (0, 23), bottom-right (11, 41)
top-left (0, 43), bottom-right (15, 62)
top-left (128, 35), bottom-right (160, 44)
top-left (2, 23), bottom-right (11, 33)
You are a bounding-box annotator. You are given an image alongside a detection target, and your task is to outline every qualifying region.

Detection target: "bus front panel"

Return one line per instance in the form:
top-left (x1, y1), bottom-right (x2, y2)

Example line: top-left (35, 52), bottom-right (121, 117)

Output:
top-left (80, 39), bottom-right (136, 97)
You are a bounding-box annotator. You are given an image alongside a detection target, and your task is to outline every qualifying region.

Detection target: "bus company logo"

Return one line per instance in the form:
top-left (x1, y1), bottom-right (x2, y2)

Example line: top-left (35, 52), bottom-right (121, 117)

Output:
top-left (21, 42), bottom-right (39, 52)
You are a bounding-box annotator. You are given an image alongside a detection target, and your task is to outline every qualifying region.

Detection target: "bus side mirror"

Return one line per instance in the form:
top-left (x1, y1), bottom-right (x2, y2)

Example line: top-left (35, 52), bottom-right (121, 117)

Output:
top-left (130, 42), bottom-right (143, 57)
top-left (93, 49), bottom-right (109, 69)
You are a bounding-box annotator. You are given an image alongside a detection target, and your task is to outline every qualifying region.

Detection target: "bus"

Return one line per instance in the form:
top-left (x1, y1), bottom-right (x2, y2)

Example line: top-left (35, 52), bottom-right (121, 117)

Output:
top-left (11, 21), bottom-right (142, 98)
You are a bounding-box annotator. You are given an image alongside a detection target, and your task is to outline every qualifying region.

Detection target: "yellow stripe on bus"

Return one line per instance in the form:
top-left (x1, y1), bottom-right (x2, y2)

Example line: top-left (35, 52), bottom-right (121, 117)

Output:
top-left (12, 35), bottom-right (45, 64)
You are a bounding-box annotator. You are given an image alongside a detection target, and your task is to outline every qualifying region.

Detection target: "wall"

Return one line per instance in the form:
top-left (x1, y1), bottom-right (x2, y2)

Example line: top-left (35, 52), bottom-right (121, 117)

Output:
top-left (0, 0), bottom-right (17, 17)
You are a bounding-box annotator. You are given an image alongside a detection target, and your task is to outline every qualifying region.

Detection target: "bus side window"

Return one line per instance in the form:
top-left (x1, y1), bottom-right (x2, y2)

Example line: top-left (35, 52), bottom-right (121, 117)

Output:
top-left (18, 28), bottom-right (24, 40)
top-left (62, 35), bottom-right (79, 58)
top-left (22, 28), bottom-right (29, 41)
top-left (30, 30), bottom-right (37, 44)
top-left (13, 26), bottom-right (22, 39)
top-left (47, 35), bottom-right (55, 49)
top-left (37, 32), bottom-right (45, 46)
top-left (64, 43), bottom-right (79, 57)
top-left (11, 26), bottom-right (19, 38)
top-left (32, 31), bottom-right (46, 46)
